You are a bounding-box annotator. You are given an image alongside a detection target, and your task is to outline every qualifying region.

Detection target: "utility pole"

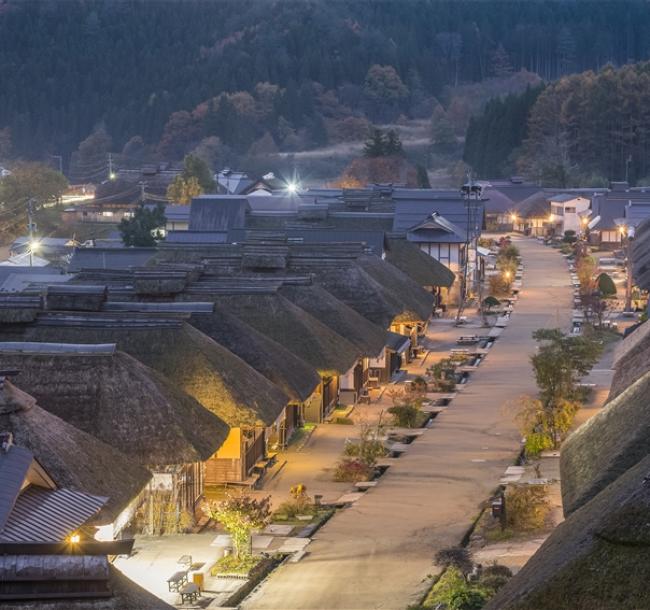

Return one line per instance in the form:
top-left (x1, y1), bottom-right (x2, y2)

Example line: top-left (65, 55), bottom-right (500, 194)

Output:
top-left (27, 198), bottom-right (35, 267)
top-left (139, 180), bottom-right (146, 204)
top-left (456, 174), bottom-right (480, 324)
top-left (108, 153), bottom-right (114, 180)
top-left (624, 225), bottom-right (635, 312)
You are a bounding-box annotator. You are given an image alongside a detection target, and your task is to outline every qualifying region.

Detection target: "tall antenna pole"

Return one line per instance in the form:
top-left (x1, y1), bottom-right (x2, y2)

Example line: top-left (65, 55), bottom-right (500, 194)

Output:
top-left (27, 198), bottom-right (35, 267)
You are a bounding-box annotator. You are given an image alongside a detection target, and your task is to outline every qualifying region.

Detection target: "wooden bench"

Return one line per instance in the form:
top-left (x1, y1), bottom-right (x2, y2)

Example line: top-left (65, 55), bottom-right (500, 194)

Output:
top-left (179, 582), bottom-right (200, 604)
top-left (167, 570), bottom-right (188, 592)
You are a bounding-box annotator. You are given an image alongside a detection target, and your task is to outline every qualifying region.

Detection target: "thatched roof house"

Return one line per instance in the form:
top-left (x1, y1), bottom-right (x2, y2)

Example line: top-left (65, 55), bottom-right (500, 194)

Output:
top-left (0, 344), bottom-right (229, 468)
top-left (210, 293), bottom-right (360, 375)
top-left (560, 370), bottom-right (650, 516)
top-left (2, 315), bottom-right (288, 428)
top-left (355, 254), bottom-right (435, 322)
top-left (385, 238), bottom-right (455, 288)
top-left (189, 309), bottom-right (321, 403)
top-left (278, 283), bottom-right (387, 358)
top-left (486, 453), bottom-right (650, 610)
top-left (0, 382), bottom-right (150, 525)
top-left (608, 320), bottom-right (650, 400)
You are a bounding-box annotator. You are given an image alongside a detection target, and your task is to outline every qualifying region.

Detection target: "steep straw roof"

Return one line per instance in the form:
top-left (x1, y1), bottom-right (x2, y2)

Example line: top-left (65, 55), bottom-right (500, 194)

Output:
top-left (560, 370), bottom-right (650, 516)
top-left (355, 255), bottom-right (435, 323)
top-left (608, 320), bottom-right (650, 400)
top-left (189, 309), bottom-right (321, 403)
top-left (211, 293), bottom-right (361, 375)
top-left (486, 453), bottom-right (650, 610)
top-left (0, 347), bottom-right (229, 468)
top-left (279, 283), bottom-right (387, 358)
top-left (4, 316), bottom-right (288, 428)
top-left (0, 382), bottom-right (151, 525)
top-left (385, 238), bottom-right (455, 288)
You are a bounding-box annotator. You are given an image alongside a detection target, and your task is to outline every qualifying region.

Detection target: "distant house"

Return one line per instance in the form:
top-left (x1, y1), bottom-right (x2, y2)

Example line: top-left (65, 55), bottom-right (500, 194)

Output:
top-left (548, 193), bottom-right (590, 235)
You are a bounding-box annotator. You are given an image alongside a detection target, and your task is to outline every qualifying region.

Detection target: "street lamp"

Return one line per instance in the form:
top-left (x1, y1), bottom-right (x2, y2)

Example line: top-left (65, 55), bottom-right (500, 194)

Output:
top-left (286, 180), bottom-right (300, 194)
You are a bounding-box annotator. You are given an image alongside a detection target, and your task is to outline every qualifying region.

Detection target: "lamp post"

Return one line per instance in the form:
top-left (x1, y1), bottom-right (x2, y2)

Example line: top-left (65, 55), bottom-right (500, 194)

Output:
top-left (620, 224), bottom-right (635, 312)
top-left (456, 178), bottom-right (481, 324)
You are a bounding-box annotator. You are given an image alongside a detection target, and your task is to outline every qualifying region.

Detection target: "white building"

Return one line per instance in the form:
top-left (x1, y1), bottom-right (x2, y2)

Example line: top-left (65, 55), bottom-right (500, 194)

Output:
top-left (548, 194), bottom-right (590, 235)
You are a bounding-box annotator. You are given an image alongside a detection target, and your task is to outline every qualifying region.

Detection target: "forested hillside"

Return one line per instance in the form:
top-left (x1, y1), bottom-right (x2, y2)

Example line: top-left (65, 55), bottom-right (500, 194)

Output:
top-left (2, 0), bottom-right (650, 173)
top-left (465, 61), bottom-right (650, 186)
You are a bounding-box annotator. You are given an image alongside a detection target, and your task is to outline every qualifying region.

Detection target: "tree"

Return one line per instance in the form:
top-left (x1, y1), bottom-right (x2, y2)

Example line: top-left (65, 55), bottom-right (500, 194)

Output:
top-left (363, 127), bottom-right (387, 158)
top-left (416, 165), bottom-right (431, 188)
top-left (431, 107), bottom-right (456, 154)
top-left (527, 328), bottom-right (602, 446)
top-left (118, 203), bottom-right (166, 246)
top-left (0, 162), bottom-right (68, 205)
top-left (597, 272), bottom-right (617, 297)
top-left (166, 175), bottom-right (202, 204)
top-left (77, 126), bottom-right (112, 167)
top-left (203, 493), bottom-right (271, 558)
top-left (182, 154), bottom-right (215, 191)
top-left (384, 129), bottom-right (403, 155)
top-left (363, 65), bottom-right (409, 102)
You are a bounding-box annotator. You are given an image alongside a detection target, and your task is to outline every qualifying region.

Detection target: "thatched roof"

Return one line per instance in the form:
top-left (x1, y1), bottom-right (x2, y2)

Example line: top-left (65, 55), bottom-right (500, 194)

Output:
top-left (385, 238), bottom-right (455, 288)
top-left (278, 283), bottom-right (387, 358)
top-left (486, 453), bottom-right (650, 610)
top-left (0, 382), bottom-right (151, 525)
top-left (355, 255), bottom-right (435, 323)
top-left (0, 347), bottom-right (228, 468)
top-left (211, 293), bottom-right (361, 375)
top-left (4, 316), bottom-right (288, 428)
top-left (189, 309), bottom-right (321, 403)
top-left (608, 320), bottom-right (650, 400)
top-left (2, 565), bottom-right (175, 610)
top-left (560, 370), bottom-right (650, 516)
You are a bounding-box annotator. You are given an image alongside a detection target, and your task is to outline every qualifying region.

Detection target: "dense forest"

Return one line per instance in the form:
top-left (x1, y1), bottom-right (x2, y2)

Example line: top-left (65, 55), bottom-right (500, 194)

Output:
top-left (465, 61), bottom-right (650, 186)
top-left (2, 0), bottom-right (650, 176)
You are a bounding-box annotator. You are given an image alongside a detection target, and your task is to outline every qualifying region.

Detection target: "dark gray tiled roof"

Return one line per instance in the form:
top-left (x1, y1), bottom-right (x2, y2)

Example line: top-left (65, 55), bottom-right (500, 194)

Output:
top-left (67, 248), bottom-right (156, 271)
top-left (0, 445), bottom-right (33, 534)
top-left (188, 195), bottom-right (249, 231)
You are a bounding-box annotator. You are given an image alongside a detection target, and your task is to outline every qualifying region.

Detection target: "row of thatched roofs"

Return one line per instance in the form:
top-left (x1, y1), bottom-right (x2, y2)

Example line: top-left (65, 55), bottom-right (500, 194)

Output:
top-left (486, 321), bottom-right (650, 609)
top-left (0, 238), bottom-right (450, 526)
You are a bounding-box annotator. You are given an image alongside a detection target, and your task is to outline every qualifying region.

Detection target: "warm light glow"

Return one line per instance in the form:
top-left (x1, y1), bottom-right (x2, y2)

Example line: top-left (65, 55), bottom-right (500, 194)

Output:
top-left (619, 225), bottom-right (627, 235)
top-left (504, 270), bottom-right (512, 280)
top-left (510, 213), bottom-right (517, 222)
top-left (109, 172), bottom-right (117, 180)
top-left (29, 240), bottom-right (40, 252)
top-left (581, 216), bottom-right (589, 226)
top-left (69, 533), bottom-right (81, 544)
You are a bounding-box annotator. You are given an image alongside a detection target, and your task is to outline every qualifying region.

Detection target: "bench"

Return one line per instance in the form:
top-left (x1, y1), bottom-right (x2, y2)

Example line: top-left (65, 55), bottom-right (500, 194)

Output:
top-left (167, 570), bottom-right (188, 592)
top-left (179, 582), bottom-right (200, 604)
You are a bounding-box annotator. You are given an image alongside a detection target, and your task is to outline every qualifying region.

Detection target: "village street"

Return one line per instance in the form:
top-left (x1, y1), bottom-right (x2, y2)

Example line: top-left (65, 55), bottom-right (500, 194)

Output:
top-left (242, 238), bottom-right (572, 610)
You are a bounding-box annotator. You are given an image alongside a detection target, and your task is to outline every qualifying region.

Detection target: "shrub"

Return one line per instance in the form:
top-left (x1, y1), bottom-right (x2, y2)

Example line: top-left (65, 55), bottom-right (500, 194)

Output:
top-left (434, 547), bottom-right (473, 575)
top-left (343, 438), bottom-right (387, 465)
top-left (335, 416), bottom-right (354, 425)
top-left (448, 588), bottom-right (489, 610)
top-left (275, 485), bottom-right (315, 519)
top-left (597, 272), bottom-right (617, 297)
top-left (505, 484), bottom-right (551, 531)
top-left (333, 458), bottom-right (373, 482)
top-left (388, 403), bottom-right (420, 428)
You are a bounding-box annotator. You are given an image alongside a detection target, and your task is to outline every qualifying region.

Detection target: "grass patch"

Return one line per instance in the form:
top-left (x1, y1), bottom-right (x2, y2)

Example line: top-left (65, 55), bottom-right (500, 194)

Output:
top-left (210, 554), bottom-right (261, 577)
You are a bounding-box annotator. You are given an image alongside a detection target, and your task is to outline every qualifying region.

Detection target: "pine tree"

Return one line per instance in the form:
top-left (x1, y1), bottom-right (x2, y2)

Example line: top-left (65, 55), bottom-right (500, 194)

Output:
top-left (363, 127), bottom-right (386, 158)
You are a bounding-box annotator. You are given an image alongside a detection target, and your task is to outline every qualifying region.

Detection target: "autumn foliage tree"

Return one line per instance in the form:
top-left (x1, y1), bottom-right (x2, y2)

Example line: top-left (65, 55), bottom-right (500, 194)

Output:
top-left (203, 494), bottom-right (271, 558)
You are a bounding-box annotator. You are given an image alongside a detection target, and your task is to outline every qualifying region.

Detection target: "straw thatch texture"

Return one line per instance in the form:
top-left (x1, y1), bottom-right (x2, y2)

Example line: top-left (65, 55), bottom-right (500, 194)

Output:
top-left (355, 255), bottom-right (435, 323)
top-left (189, 310), bottom-right (320, 403)
top-left (6, 319), bottom-right (288, 428)
top-left (385, 238), bottom-right (455, 288)
top-left (0, 349), bottom-right (228, 468)
top-left (486, 453), bottom-right (650, 610)
top-left (609, 320), bottom-right (650, 400)
top-left (0, 383), bottom-right (151, 525)
top-left (212, 293), bottom-right (360, 375)
top-left (2, 565), bottom-right (175, 610)
top-left (560, 371), bottom-right (650, 516)
top-left (279, 283), bottom-right (387, 358)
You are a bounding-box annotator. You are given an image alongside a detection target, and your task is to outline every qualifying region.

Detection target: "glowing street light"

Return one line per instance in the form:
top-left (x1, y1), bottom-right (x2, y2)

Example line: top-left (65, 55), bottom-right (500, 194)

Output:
top-left (69, 533), bottom-right (81, 544)
top-left (504, 270), bottom-right (512, 281)
top-left (286, 181), bottom-right (299, 194)
top-left (510, 213), bottom-right (517, 223)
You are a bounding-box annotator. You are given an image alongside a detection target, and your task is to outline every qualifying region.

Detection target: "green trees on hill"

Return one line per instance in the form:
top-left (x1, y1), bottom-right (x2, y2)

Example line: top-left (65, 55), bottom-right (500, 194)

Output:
top-left (2, 1), bottom-right (650, 163)
top-left (463, 85), bottom-right (544, 177)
